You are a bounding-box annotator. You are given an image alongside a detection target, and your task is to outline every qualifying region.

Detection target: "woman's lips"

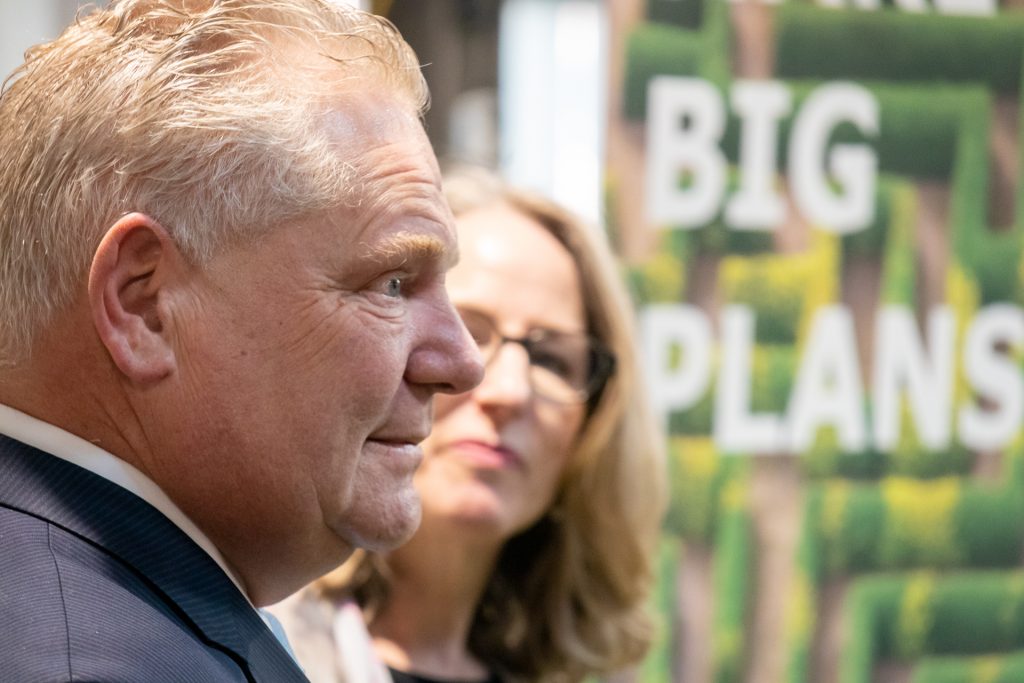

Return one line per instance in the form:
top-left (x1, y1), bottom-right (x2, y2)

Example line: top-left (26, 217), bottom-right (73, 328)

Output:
top-left (450, 440), bottom-right (523, 469)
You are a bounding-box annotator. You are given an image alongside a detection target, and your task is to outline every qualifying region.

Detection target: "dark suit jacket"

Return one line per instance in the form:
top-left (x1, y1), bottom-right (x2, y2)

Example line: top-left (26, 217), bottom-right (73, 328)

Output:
top-left (0, 434), bottom-right (310, 682)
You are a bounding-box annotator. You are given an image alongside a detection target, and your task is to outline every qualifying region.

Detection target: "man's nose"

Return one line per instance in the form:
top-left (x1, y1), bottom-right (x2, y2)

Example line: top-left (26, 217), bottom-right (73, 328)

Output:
top-left (407, 297), bottom-right (484, 395)
top-left (445, 313), bottom-right (486, 394)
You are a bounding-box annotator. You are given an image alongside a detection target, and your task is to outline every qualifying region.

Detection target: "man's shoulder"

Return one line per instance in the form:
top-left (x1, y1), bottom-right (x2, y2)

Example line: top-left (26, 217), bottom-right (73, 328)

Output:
top-left (0, 503), bottom-right (251, 682)
top-left (0, 440), bottom-right (310, 683)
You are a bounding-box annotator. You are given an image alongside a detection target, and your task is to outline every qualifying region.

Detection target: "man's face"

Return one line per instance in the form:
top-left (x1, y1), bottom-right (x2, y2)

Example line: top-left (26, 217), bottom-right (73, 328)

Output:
top-left (146, 96), bottom-right (482, 597)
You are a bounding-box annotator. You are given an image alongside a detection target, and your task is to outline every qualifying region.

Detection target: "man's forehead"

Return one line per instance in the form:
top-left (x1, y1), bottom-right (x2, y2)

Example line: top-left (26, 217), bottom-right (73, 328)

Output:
top-left (315, 90), bottom-right (454, 267)
top-left (321, 92), bottom-right (443, 196)
top-left (321, 93), bottom-right (423, 146)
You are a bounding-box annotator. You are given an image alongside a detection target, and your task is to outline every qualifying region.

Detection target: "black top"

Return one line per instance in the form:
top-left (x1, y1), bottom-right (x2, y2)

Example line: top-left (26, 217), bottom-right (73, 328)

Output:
top-left (388, 667), bottom-right (501, 683)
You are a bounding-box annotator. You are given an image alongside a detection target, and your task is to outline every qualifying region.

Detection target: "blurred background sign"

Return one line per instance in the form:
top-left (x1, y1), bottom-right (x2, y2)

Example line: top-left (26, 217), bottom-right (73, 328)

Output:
top-left (6, 1), bottom-right (1024, 682)
top-left (604, 0), bottom-right (1024, 682)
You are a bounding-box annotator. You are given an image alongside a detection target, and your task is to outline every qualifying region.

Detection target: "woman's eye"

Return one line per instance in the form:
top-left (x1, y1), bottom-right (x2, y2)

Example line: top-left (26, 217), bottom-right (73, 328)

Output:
top-left (531, 349), bottom-right (573, 378)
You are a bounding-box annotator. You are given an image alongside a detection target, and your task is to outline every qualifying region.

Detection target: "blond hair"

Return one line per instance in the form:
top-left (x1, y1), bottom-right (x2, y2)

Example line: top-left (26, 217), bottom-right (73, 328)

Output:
top-left (319, 169), bottom-right (667, 682)
top-left (0, 0), bottom-right (427, 363)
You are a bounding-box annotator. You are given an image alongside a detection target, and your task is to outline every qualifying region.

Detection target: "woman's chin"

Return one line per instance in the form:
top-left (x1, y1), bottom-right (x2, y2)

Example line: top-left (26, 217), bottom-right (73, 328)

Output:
top-left (421, 488), bottom-right (514, 535)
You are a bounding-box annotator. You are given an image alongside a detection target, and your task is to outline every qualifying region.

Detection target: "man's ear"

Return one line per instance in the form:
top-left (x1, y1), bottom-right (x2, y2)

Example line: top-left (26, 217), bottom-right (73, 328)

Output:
top-left (88, 213), bottom-right (181, 386)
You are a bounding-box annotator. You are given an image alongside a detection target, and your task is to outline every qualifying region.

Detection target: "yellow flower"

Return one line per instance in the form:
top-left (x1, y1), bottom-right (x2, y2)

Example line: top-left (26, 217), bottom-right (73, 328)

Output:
top-left (880, 477), bottom-right (962, 567)
top-left (946, 262), bottom-right (980, 416)
top-left (821, 480), bottom-right (850, 572)
top-left (971, 655), bottom-right (1002, 683)
top-left (669, 437), bottom-right (719, 540)
top-left (895, 571), bottom-right (936, 658)
top-left (785, 569), bottom-right (815, 645)
top-left (718, 229), bottom-right (839, 348)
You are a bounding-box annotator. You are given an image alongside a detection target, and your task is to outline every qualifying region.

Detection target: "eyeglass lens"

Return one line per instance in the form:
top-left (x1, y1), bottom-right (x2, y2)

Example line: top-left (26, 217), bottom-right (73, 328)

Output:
top-left (458, 307), bottom-right (608, 404)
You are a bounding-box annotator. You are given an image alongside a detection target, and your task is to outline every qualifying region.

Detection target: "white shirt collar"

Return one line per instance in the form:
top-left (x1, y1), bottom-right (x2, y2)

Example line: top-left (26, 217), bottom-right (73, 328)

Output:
top-left (0, 402), bottom-right (252, 602)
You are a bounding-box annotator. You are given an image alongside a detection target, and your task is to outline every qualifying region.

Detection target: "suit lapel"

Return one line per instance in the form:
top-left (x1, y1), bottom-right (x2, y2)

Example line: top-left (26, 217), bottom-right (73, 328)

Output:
top-left (0, 435), bottom-right (308, 683)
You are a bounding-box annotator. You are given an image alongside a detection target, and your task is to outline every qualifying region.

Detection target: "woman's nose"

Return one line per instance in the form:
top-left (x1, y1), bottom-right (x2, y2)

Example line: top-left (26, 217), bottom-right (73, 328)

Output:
top-left (474, 341), bottom-right (533, 411)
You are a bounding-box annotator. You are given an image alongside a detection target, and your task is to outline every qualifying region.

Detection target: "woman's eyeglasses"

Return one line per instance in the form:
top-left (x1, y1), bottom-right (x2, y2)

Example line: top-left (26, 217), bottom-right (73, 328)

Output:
top-left (457, 307), bottom-right (616, 405)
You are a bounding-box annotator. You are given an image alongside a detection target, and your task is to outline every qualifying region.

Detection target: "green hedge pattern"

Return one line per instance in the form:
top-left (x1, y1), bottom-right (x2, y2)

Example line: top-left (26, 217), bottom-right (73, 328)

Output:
top-left (624, 3), bottom-right (1024, 683)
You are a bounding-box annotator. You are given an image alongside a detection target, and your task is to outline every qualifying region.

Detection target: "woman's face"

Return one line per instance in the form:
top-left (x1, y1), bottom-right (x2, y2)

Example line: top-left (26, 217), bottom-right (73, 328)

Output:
top-left (414, 201), bottom-right (588, 542)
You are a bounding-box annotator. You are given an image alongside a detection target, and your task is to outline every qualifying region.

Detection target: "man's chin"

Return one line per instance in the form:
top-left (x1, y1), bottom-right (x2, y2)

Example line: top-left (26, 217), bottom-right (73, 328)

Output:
top-left (336, 490), bottom-right (423, 552)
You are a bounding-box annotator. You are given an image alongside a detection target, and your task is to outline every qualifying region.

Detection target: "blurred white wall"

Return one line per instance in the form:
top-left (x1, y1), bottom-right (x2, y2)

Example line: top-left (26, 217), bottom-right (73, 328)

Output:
top-left (0, 0), bottom-right (369, 82)
top-left (0, 1), bottom-right (81, 80)
top-left (499, 0), bottom-right (606, 224)
top-left (326, 0), bottom-right (369, 8)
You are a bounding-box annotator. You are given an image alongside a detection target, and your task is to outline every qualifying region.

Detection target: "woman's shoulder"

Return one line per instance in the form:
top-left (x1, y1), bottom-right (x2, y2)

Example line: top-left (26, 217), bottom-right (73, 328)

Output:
top-left (387, 668), bottom-right (502, 683)
top-left (268, 590), bottom-right (396, 683)
top-left (266, 589), bottom-right (343, 683)
top-left (267, 588), bottom-right (338, 641)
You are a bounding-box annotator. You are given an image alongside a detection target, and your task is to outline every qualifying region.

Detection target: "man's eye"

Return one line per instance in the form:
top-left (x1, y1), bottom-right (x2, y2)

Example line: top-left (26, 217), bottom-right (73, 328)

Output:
top-left (384, 277), bottom-right (403, 298)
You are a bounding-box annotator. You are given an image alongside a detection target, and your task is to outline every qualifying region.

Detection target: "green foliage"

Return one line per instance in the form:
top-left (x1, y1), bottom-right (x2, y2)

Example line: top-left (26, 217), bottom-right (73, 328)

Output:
top-left (799, 434), bottom-right (852, 481)
top-left (968, 237), bottom-right (1024, 304)
top-left (627, 233), bottom-right (689, 304)
top-left (957, 485), bottom-right (1024, 568)
top-left (801, 412), bottom-right (973, 480)
top-left (661, 446), bottom-right (754, 683)
top-left (840, 577), bottom-right (898, 683)
top-left (807, 478), bottom-right (1022, 579)
top-left (912, 652), bottom-right (1024, 683)
top-left (660, 448), bottom-right (755, 682)
top-left (639, 536), bottom-right (682, 683)
top-left (696, 0), bottom-right (730, 87)
top-left (663, 345), bottom-right (794, 435)
top-left (783, 492), bottom-right (824, 683)
top-left (926, 574), bottom-right (1024, 655)
top-left (762, 81), bottom-right (983, 182)
top-left (720, 268), bottom-right (802, 345)
top-left (872, 84), bottom-right (982, 179)
top-left (802, 433), bottom-right (888, 479)
top-left (839, 175), bottom-right (915, 286)
top-left (623, 23), bottom-right (702, 120)
top-left (623, 10), bottom-right (1024, 683)
top-left (844, 571), bottom-right (1024, 683)
top-left (693, 219), bottom-right (774, 255)
top-left (624, 0), bottom-right (730, 119)
top-left (948, 91), bottom-right (991, 265)
top-left (622, 21), bottom-right (1022, 301)
top-left (938, 84), bottom-right (1024, 304)
top-left (712, 505), bottom-right (752, 683)
top-left (664, 437), bottom-right (746, 542)
top-left (624, 69), bottom-right (986, 184)
top-left (751, 345), bottom-right (796, 413)
top-left (841, 175), bottom-right (894, 258)
top-left (878, 177), bottom-right (918, 307)
top-left (887, 443), bottom-right (973, 480)
top-left (720, 231), bottom-right (839, 346)
top-left (840, 572), bottom-right (1024, 682)
top-left (775, 6), bottom-right (1024, 94)
top-left (602, 175), bottom-right (625, 254)
top-left (667, 388), bottom-right (714, 435)
top-left (813, 480), bottom-right (886, 574)
top-left (648, 0), bottom-right (703, 30)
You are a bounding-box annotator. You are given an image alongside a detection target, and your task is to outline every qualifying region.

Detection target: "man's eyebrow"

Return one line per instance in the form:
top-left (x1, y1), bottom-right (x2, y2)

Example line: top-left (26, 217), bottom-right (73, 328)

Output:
top-left (368, 231), bottom-right (459, 270)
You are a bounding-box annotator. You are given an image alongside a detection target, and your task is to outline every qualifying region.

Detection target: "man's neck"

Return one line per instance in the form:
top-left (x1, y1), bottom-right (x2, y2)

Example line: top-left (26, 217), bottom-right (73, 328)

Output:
top-left (0, 400), bottom-right (255, 603)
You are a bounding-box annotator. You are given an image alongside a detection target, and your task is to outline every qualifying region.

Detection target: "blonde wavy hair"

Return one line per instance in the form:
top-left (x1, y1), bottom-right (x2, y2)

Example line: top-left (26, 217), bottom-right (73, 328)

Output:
top-left (0, 0), bottom-right (426, 364)
top-left (317, 169), bottom-right (667, 682)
